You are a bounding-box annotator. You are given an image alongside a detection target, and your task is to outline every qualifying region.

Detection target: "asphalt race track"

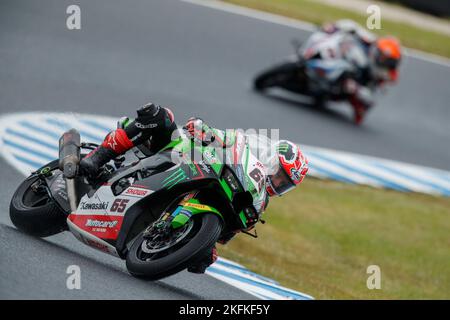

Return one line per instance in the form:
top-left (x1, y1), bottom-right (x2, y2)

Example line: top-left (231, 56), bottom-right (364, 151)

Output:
top-left (1, 0), bottom-right (449, 299)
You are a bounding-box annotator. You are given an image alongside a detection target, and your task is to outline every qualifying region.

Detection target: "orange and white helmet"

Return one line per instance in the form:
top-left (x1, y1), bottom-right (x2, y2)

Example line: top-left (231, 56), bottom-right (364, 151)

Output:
top-left (266, 140), bottom-right (309, 197)
top-left (373, 36), bottom-right (402, 81)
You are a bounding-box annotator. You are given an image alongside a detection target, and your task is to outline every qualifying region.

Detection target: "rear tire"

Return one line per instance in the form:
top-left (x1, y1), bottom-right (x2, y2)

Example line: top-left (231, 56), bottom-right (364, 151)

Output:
top-left (126, 214), bottom-right (222, 280)
top-left (9, 161), bottom-right (67, 237)
top-left (254, 61), bottom-right (300, 91)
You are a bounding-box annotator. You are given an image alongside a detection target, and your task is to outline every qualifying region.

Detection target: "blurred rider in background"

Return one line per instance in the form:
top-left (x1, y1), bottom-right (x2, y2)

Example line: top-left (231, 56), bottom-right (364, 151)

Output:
top-left (308, 19), bottom-right (402, 124)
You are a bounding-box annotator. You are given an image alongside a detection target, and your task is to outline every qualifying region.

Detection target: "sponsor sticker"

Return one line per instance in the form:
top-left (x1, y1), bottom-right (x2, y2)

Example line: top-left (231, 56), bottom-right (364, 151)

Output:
top-left (290, 167), bottom-right (302, 182)
top-left (184, 202), bottom-right (211, 211)
top-left (69, 214), bottom-right (123, 240)
top-left (84, 238), bottom-right (111, 253)
top-left (135, 122), bottom-right (158, 129)
top-left (79, 201), bottom-right (109, 211)
top-left (85, 219), bottom-right (118, 228)
top-left (125, 188), bottom-right (148, 197)
top-left (203, 150), bottom-right (218, 164)
top-left (198, 160), bottom-right (211, 174)
top-left (180, 209), bottom-right (193, 218)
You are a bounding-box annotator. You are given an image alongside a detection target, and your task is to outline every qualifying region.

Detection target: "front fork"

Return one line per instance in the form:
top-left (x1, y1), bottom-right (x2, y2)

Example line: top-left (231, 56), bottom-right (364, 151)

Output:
top-left (143, 191), bottom-right (223, 239)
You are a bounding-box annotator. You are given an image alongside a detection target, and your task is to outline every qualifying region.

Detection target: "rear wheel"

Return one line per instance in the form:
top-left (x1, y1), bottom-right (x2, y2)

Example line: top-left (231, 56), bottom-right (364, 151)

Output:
top-left (9, 161), bottom-right (67, 237)
top-left (126, 214), bottom-right (222, 280)
top-left (254, 61), bottom-right (301, 91)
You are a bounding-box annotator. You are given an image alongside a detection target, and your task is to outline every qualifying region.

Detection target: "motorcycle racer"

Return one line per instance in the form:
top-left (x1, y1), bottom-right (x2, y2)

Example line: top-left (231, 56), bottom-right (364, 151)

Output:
top-left (80, 102), bottom-right (309, 273)
top-left (307, 20), bottom-right (402, 124)
top-left (321, 19), bottom-right (377, 48)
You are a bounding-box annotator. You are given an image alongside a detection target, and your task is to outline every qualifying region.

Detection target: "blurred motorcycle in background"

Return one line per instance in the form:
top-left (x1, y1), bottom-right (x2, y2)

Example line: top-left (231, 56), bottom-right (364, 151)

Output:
top-left (254, 25), bottom-right (401, 125)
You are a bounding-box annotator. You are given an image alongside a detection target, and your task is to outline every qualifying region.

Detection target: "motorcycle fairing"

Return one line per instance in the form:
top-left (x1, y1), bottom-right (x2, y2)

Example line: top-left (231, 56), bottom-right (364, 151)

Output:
top-left (67, 218), bottom-right (120, 257)
top-left (170, 197), bottom-right (223, 229)
top-left (66, 146), bottom-right (222, 256)
top-left (68, 184), bottom-right (152, 238)
top-left (61, 132), bottom-right (266, 258)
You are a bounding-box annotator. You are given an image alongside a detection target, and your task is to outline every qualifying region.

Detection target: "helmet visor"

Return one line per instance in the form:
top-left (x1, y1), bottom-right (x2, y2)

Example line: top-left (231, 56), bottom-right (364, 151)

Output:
top-left (377, 55), bottom-right (400, 70)
top-left (268, 164), bottom-right (296, 196)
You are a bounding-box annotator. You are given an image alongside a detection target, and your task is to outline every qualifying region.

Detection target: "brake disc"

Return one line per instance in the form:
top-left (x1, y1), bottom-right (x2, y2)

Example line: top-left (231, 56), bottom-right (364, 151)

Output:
top-left (141, 219), bottom-right (194, 254)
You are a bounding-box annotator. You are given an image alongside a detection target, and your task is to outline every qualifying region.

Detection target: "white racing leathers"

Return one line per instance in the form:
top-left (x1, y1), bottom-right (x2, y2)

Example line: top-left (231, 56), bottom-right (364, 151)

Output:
top-left (299, 31), bottom-right (375, 107)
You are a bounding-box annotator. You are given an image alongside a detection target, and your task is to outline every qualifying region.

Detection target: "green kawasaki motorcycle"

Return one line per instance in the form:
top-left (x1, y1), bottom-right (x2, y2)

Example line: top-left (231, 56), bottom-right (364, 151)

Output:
top-left (10, 127), bottom-right (269, 280)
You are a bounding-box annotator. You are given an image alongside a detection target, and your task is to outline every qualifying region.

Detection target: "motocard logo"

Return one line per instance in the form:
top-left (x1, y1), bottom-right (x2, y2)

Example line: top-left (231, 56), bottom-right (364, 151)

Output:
top-left (85, 219), bottom-right (118, 228)
top-left (80, 202), bottom-right (109, 210)
top-left (125, 188), bottom-right (148, 196)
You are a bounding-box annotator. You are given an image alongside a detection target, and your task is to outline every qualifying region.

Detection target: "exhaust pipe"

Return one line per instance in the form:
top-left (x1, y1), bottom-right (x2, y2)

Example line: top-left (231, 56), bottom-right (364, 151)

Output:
top-left (59, 128), bottom-right (81, 212)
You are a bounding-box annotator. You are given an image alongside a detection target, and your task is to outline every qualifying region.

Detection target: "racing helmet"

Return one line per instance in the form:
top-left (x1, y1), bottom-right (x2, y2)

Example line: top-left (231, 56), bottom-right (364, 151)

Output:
top-left (266, 140), bottom-right (309, 197)
top-left (373, 36), bottom-right (402, 81)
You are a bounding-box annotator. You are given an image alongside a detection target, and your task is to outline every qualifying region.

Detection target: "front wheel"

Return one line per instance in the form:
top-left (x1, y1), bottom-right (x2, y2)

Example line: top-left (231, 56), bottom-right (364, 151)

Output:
top-left (9, 161), bottom-right (67, 237)
top-left (126, 214), bottom-right (222, 280)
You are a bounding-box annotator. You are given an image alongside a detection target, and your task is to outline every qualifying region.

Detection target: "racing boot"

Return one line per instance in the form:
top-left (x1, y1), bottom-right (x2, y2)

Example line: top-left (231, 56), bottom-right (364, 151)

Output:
top-left (349, 95), bottom-right (369, 125)
top-left (80, 128), bottom-right (134, 178)
top-left (353, 104), bottom-right (366, 125)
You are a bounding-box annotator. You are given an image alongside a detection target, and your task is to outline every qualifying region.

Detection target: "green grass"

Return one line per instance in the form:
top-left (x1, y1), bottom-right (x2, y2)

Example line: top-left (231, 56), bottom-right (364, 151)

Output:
top-left (218, 178), bottom-right (450, 299)
top-left (224, 0), bottom-right (450, 58)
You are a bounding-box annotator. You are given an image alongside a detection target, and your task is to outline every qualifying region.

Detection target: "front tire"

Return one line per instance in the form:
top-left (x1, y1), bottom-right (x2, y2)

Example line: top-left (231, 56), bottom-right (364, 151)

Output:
top-left (126, 214), bottom-right (222, 280)
top-left (9, 161), bottom-right (67, 237)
